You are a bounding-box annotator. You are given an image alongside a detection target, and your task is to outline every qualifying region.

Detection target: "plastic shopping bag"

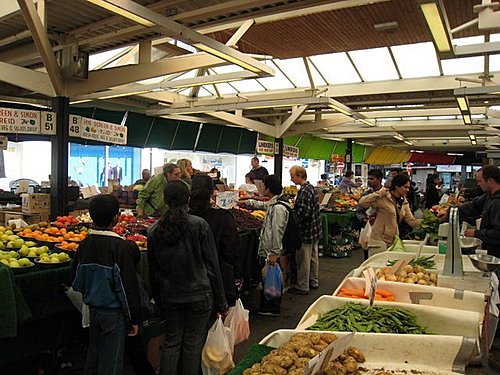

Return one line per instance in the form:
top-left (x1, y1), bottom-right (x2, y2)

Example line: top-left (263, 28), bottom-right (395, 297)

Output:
top-left (358, 221), bottom-right (372, 250)
top-left (202, 316), bottom-right (234, 375)
top-left (224, 299), bottom-right (250, 348)
top-left (263, 263), bottom-right (283, 300)
top-left (63, 285), bottom-right (90, 328)
top-left (387, 235), bottom-right (405, 252)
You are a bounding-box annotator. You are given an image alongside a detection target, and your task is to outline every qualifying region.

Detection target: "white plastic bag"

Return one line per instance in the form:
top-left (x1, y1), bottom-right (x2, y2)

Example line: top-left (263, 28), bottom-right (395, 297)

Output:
top-left (439, 193), bottom-right (449, 205)
top-left (202, 317), bottom-right (234, 375)
top-left (358, 221), bottom-right (372, 250)
top-left (224, 299), bottom-right (250, 349)
top-left (63, 285), bottom-right (90, 328)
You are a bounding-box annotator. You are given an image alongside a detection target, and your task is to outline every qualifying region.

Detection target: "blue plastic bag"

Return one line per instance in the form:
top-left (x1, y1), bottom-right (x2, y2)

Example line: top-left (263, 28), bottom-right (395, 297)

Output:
top-left (263, 263), bottom-right (283, 300)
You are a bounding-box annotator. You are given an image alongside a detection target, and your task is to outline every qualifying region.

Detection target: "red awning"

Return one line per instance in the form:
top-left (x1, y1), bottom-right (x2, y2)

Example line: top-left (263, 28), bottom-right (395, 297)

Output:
top-left (409, 152), bottom-right (455, 165)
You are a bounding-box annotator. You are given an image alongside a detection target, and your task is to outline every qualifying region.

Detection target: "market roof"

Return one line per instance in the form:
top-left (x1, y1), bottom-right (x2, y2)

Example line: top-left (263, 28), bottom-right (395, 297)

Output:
top-left (1, 0), bottom-right (500, 155)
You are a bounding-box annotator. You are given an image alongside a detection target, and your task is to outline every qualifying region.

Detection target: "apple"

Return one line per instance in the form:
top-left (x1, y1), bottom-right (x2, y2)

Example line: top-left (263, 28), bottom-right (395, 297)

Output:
top-left (19, 246), bottom-right (29, 256)
top-left (0, 226), bottom-right (6, 232)
top-left (57, 253), bottom-right (70, 262)
top-left (36, 247), bottom-right (49, 255)
top-left (25, 241), bottom-right (37, 247)
top-left (9, 260), bottom-right (20, 268)
top-left (0, 234), bottom-right (9, 242)
top-left (28, 250), bottom-right (37, 257)
top-left (14, 239), bottom-right (24, 247)
top-left (4, 230), bottom-right (13, 235)
top-left (8, 251), bottom-right (19, 259)
top-left (50, 257), bottom-right (60, 263)
top-left (18, 258), bottom-right (31, 267)
top-left (0, 259), bottom-right (8, 266)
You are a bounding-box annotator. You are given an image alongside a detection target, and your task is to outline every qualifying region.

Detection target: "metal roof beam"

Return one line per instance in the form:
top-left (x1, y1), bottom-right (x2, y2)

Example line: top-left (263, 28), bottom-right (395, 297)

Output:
top-left (207, 111), bottom-right (276, 137)
top-left (284, 115), bottom-right (351, 137)
top-left (276, 104), bottom-right (308, 137)
top-left (17, 0), bottom-right (63, 96)
top-left (0, 61), bottom-right (55, 96)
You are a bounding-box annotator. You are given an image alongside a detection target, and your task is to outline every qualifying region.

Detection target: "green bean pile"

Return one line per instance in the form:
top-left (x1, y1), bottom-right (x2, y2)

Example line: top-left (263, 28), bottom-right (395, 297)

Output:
top-left (308, 302), bottom-right (428, 334)
top-left (387, 255), bottom-right (436, 269)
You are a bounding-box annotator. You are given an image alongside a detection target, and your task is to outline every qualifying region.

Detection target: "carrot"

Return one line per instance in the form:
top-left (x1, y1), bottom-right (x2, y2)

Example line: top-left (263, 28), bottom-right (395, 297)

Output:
top-left (339, 288), bottom-right (365, 297)
top-left (375, 289), bottom-right (394, 298)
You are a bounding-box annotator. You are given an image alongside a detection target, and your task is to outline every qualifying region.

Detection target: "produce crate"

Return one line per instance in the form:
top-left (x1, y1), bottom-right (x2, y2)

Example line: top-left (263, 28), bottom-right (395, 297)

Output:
top-left (334, 277), bottom-right (485, 316)
top-left (296, 295), bottom-right (481, 341)
top-left (259, 329), bottom-right (473, 374)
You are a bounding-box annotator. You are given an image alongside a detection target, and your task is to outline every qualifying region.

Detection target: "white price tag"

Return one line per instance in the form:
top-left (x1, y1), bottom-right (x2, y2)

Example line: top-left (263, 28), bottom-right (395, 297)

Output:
top-left (308, 332), bottom-right (355, 375)
top-left (215, 191), bottom-right (239, 209)
top-left (362, 267), bottom-right (377, 306)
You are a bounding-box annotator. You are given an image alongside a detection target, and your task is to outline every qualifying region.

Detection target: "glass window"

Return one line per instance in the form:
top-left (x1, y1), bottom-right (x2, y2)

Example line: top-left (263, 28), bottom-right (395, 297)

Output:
top-left (309, 53), bottom-right (361, 84)
top-left (211, 65), bottom-right (244, 74)
top-left (213, 82), bottom-right (239, 95)
top-left (89, 47), bottom-right (129, 70)
top-left (257, 62), bottom-right (295, 90)
top-left (441, 56), bottom-right (484, 75)
top-left (273, 58), bottom-right (320, 88)
top-left (230, 79), bottom-right (266, 93)
top-left (490, 54), bottom-right (500, 72)
top-left (390, 42), bottom-right (440, 78)
top-left (491, 33), bottom-right (500, 42)
top-left (348, 47), bottom-right (399, 81)
top-left (453, 36), bottom-right (485, 46)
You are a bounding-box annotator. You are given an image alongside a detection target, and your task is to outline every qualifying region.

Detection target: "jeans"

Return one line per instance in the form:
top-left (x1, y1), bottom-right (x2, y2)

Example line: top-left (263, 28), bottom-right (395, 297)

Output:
top-left (295, 241), bottom-right (319, 292)
top-left (160, 296), bottom-right (212, 375)
top-left (86, 307), bottom-right (126, 375)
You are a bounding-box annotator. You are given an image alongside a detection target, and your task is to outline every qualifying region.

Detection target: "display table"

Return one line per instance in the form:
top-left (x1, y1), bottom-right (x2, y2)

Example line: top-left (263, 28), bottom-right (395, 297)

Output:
top-left (320, 211), bottom-right (356, 243)
top-left (320, 211), bottom-right (357, 257)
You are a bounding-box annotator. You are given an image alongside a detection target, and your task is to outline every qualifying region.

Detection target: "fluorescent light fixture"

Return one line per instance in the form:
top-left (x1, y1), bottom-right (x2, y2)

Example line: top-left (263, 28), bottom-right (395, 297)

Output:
top-left (194, 44), bottom-right (261, 73)
top-left (471, 139), bottom-right (477, 145)
top-left (469, 134), bottom-right (476, 141)
top-left (393, 133), bottom-right (404, 141)
top-left (463, 114), bottom-right (472, 124)
top-left (404, 140), bottom-right (413, 146)
top-left (411, 149), bottom-right (424, 153)
top-left (418, 0), bottom-right (453, 55)
top-left (358, 119), bottom-right (376, 127)
top-left (447, 153), bottom-right (463, 156)
top-left (329, 104), bottom-right (351, 116)
top-left (97, 90), bottom-right (150, 100)
top-left (456, 96), bottom-right (469, 112)
top-left (70, 99), bottom-right (93, 104)
top-left (86, 0), bottom-right (155, 27)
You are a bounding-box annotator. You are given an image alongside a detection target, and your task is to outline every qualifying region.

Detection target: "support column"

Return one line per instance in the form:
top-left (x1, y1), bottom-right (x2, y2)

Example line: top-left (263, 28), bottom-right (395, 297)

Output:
top-left (50, 96), bottom-right (69, 219)
top-left (274, 138), bottom-right (284, 182)
top-left (346, 138), bottom-right (353, 171)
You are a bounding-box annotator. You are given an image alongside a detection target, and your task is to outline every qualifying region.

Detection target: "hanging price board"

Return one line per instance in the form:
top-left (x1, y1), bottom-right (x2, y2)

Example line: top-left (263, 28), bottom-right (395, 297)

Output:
top-left (69, 115), bottom-right (127, 145)
top-left (215, 191), bottom-right (239, 209)
top-left (256, 140), bottom-right (275, 155)
top-left (283, 144), bottom-right (299, 158)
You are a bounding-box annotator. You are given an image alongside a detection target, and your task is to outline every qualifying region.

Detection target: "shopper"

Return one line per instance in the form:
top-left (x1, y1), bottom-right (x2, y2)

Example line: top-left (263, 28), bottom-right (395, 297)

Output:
top-left (71, 194), bottom-right (141, 375)
top-left (177, 158), bottom-right (194, 186)
top-left (338, 170), bottom-right (359, 193)
top-left (189, 174), bottom-right (241, 308)
top-left (288, 166), bottom-right (322, 295)
top-left (250, 157), bottom-right (269, 181)
top-left (385, 167), bottom-right (401, 188)
top-left (424, 173), bottom-right (442, 209)
top-left (134, 168), bottom-right (151, 187)
top-left (359, 173), bottom-right (420, 248)
top-left (136, 163), bottom-right (181, 217)
top-left (148, 181), bottom-right (227, 375)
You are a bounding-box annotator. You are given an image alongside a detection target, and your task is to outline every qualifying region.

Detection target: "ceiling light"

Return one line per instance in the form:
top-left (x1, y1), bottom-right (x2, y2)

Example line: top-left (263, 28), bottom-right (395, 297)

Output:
top-left (70, 99), bottom-right (93, 104)
top-left (447, 153), bottom-right (463, 156)
top-left (393, 133), bottom-right (404, 141)
top-left (463, 114), bottom-right (472, 124)
top-left (418, 0), bottom-right (453, 55)
top-left (194, 44), bottom-right (261, 73)
top-left (329, 104), bottom-right (351, 116)
top-left (411, 149), bottom-right (424, 153)
top-left (456, 96), bottom-right (469, 112)
top-left (469, 134), bottom-right (476, 141)
top-left (471, 139), bottom-right (477, 145)
top-left (358, 119), bottom-right (375, 127)
top-left (404, 140), bottom-right (413, 146)
top-left (86, 0), bottom-right (155, 27)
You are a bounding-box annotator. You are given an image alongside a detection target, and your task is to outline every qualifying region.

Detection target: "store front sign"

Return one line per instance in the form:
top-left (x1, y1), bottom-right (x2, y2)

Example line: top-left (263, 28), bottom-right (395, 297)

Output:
top-left (283, 145), bottom-right (299, 158)
top-left (256, 140), bottom-right (275, 155)
top-left (69, 115), bottom-right (128, 145)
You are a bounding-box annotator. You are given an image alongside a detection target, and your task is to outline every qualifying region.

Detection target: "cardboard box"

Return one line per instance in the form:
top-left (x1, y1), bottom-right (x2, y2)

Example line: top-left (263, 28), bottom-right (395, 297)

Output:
top-left (21, 193), bottom-right (51, 214)
top-left (4, 211), bottom-right (45, 226)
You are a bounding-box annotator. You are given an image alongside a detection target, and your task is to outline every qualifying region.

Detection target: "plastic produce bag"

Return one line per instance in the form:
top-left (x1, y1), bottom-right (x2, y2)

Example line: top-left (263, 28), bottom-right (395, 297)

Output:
top-left (263, 263), bottom-right (282, 300)
top-left (63, 285), bottom-right (90, 328)
top-left (387, 235), bottom-right (405, 252)
top-left (224, 299), bottom-right (249, 349)
top-left (358, 221), bottom-right (372, 250)
top-left (202, 317), bottom-right (234, 375)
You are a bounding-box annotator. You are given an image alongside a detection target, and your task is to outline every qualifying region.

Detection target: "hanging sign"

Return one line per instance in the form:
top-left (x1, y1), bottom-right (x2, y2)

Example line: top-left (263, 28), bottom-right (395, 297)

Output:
top-left (337, 161), bottom-right (345, 170)
top-left (283, 144), bottom-right (299, 158)
top-left (330, 154), bottom-right (344, 163)
top-left (0, 107), bottom-right (40, 134)
top-left (40, 111), bottom-right (57, 135)
top-left (256, 140), bottom-right (275, 155)
top-left (69, 115), bottom-right (128, 145)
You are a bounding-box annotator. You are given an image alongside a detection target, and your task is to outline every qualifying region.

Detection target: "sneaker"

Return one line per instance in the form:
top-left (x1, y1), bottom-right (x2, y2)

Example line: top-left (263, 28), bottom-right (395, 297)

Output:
top-left (258, 310), bottom-right (280, 317)
top-left (288, 287), bottom-right (309, 295)
top-left (309, 284), bottom-right (319, 290)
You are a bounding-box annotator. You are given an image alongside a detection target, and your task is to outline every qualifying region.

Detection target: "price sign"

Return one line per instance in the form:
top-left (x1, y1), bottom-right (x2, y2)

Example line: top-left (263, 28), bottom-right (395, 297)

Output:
top-left (215, 191), bottom-right (239, 209)
top-left (362, 267), bottom-right (377, 307)
top-left (283, 144), bottom-right (299, 158)
top-left (306, 333), bottom-right (355, 375)
top-left (256, 140), bottom-right (275, 155)
top-left (40, 111), bottom-right (56, 135)
top-left (69, 115), bottom-right (82, 137)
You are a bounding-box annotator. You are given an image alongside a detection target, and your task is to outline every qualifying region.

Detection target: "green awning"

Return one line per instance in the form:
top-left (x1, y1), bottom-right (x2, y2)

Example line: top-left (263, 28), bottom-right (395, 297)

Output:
top-left (284, 134), bottom-right (365, 161)
top-left (171, 121), bottom-right (200, 150)
top-left (197, 124), bottom-right (257, 154)
top-left (146, 117), bottom-right (178, 149)
top-left (125, 112), bottom-right (150, 148)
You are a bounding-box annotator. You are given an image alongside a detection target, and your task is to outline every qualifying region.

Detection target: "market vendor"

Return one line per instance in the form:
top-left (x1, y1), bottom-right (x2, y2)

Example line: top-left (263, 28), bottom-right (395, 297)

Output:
top-left (441, 165), bottom-right (500, 255)
top-left (249, 157), bottom-right (269, 181)
top-left (338, 170), bottom-right (361, 193)
top-left (136, 163), bottom-right (181, 217)
top-left (133, 169), bottom-right (151, 188)
top-left (238, 172), bottom-right (259, 195)
top-left (358, 173), bottom-right (420, 251)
